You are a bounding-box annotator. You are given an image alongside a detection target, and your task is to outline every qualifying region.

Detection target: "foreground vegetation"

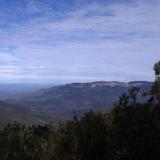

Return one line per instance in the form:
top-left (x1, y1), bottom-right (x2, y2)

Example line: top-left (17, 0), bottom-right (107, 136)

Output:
top-left (0, 61), bottom-right (160, 160)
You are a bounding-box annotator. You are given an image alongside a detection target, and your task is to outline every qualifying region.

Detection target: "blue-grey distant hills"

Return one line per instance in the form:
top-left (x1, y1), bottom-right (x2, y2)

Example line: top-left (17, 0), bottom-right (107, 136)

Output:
top-left (3, 81), bottom-right (152, 124)
top-left (0, 83), bottom-right (55, 100)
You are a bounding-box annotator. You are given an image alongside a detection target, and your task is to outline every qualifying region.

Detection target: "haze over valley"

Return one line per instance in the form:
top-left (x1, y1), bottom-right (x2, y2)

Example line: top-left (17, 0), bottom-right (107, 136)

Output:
top-left (0, 81), bottom-right (152, 126)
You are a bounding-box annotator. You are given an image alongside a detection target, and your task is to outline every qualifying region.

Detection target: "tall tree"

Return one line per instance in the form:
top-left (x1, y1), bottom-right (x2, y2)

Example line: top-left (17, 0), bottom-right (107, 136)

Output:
top-left (152, 61), bottom-right (160, 104)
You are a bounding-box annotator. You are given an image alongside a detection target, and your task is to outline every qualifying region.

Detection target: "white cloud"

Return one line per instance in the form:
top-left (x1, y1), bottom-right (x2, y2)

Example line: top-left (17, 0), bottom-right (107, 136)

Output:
top-left (0, 52), bottom-right (19, 63)
top-left (0, 0), bottom-right (160, 82)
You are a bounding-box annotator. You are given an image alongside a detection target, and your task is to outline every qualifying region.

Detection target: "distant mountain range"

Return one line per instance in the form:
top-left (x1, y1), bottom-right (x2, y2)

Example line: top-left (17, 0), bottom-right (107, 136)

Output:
top-left (64, 81), bottom-right (152, 88)
top-left (1, 81), bottom-right (152, 126)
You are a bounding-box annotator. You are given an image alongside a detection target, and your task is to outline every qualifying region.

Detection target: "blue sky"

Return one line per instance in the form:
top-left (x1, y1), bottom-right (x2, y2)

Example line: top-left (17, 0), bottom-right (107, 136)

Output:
top-left (0, 0), bottom-right (160, 83)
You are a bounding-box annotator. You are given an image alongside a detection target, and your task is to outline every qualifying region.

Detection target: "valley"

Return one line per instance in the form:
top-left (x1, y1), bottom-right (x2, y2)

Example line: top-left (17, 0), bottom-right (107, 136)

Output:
top-left (0, 81), bottom-right (152, 126)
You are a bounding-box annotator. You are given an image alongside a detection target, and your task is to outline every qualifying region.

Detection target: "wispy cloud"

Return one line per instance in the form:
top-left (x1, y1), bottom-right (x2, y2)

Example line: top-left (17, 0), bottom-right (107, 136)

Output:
top-left (0, 0), bottom-right (160, 83)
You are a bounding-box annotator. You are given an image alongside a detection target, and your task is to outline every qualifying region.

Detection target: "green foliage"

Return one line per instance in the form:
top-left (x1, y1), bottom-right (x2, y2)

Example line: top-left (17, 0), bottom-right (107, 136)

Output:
top-left (0, 101), bottom-right (160, 160)
top-left (129, 87), bottom-right (140, 104)
top-left (151, 60), bottom-right (160, 104)
top-left (154, 61), bottom-right (160, 77)
top-left (112, 103), bottom-right (160, 160)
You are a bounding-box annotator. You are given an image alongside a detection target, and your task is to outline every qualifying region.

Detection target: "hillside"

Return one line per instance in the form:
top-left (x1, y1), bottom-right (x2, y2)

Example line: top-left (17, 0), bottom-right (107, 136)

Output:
top-left (6, 81), bottom-right (152, 120)
top-left (0, 101), bottom-right (47, 127)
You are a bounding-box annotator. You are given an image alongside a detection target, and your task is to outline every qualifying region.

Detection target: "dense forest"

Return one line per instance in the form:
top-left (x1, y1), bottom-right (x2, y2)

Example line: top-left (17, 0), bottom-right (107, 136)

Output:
top-left (0, 61), bottom-right (160, 160)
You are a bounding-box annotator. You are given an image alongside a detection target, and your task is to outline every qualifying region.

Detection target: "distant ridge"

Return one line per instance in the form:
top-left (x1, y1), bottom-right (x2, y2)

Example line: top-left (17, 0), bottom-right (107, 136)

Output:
top-left (5, 81), bottom-right (153, 123)
top-left (64, 81), bottom-right (152, 88)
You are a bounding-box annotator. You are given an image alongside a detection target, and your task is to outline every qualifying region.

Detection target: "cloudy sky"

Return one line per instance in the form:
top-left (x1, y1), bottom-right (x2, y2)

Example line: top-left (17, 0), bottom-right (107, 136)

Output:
top-left (0, 0), bottom-right (160, 83)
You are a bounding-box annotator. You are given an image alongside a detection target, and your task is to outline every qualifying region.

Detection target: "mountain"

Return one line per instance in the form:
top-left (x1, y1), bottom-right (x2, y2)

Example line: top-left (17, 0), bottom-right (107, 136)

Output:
top-left (0, 101), bottom-right (49, 127)
top-left (5, 81), bottom-right (152, 120)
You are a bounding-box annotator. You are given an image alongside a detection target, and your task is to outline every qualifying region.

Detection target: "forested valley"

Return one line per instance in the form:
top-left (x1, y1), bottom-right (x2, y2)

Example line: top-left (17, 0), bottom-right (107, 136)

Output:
top-left (0, 61), bottom-right (160, 160)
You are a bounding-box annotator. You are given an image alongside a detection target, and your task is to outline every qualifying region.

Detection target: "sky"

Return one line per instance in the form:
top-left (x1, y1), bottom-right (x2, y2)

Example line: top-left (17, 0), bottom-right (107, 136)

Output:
top-left (0, 0), bottom-right (160, 83)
